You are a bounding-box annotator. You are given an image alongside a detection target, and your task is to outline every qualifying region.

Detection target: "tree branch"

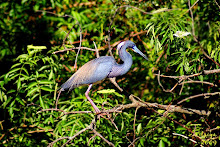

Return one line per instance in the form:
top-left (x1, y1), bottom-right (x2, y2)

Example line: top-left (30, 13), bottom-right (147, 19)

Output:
top-left (177, 92), bottom-right (220, 105)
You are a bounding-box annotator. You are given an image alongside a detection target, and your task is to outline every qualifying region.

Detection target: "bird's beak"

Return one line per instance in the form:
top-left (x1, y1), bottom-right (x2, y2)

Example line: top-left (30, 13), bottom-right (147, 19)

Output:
top-left (132, 46), bottom-right (149, 60)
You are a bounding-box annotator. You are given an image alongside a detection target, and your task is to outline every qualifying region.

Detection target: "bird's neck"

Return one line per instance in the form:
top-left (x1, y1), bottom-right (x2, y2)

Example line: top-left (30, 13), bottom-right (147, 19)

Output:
top-left (117, 45), bottom-right (133, 75)
top-left (107, 43), bottom-right (133, 78)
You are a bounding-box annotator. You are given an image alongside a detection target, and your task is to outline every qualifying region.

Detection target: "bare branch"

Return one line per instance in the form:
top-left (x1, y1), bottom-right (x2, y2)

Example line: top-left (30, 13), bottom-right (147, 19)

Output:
top-left (155, 69), bottom-right (220, 79)
top-left (92, 128), bottom-right (115, 147)
top-left (203, 69), bottom-right (220, 74)
top-left (180, 80), bottom-right (218, 87)
top-left (93, 41), bottom-right (100, 58)
top-left (172, 133), bottom-right (201, 145)
top-left (177, 92), bottom-right (220, 105)
top-left (53, 47), bottom-right (100, 54)
top-left (157, 70), bottom-right (173, 93)
top-left (109, 77), bottom-right (124, 92)
top-left (133, 106), bottom-right (140, 143)
top-left (214, 0), bottom-right (220, 10)
top-left (154, 69), bottom-right (220, 92)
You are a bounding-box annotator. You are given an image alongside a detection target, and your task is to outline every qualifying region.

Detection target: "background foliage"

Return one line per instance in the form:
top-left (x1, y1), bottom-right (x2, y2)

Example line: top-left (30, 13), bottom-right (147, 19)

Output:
top-left (0, 0), bottom-right (219, 146)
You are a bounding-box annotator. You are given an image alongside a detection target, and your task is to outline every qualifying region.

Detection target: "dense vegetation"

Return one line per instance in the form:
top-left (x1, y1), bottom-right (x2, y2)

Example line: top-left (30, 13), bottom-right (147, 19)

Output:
top-left (0, 0), bottom-right (219, 146)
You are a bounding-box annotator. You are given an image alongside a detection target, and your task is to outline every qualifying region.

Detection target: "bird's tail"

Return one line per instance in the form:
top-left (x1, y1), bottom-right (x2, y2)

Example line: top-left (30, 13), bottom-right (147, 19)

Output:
top-left (60, 74), bottom-right (77, 92)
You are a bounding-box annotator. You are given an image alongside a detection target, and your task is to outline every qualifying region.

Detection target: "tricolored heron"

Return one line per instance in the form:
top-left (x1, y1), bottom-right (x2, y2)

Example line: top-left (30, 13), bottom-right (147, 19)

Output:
top-left (57, 40), bottom-right (148, 114)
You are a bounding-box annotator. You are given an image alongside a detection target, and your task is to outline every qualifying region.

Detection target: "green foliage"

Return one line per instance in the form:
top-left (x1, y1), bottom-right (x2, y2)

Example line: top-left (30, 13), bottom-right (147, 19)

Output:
top-left (1, 0), bottom-right (219, 146)
top-left (0, 45), bottom-right (60, 145)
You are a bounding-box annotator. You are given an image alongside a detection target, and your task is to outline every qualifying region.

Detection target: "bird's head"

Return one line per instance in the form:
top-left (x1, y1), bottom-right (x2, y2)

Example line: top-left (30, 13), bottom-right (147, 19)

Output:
top-left (117, 40), bottom-right (149, 61)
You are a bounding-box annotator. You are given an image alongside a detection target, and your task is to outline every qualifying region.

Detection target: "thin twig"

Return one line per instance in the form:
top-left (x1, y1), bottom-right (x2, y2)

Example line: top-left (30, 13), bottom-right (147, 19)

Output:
top-left (172, 133), bottom-right (201, 145)
top-left (157, 70), bottom-right (173, 93)
top-left (61, 14), bottom-right (83, 69)
top-left (133, 106), bottom-right (140, 145)
top-left (53, 47), bottom-right (100, 54)
top-left (155, 69), bottom-right (220, 79)
top-left (109, 77), bottom-right (124, 92)
top-left (214, 0), bottom-right (220, 10)
top-left (93, 41), bottom-right (100, 58)
top-left (177, 92), bottom-right (220, 105)
top-left (180, 80), bottom-right (218, 87)
top-left (55, 89), bottom-right (62, 109)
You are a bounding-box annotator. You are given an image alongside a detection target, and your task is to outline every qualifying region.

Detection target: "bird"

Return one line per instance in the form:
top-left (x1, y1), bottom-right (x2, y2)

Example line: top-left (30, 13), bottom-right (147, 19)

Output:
top-left (56, 40), bottom-right (148, 114)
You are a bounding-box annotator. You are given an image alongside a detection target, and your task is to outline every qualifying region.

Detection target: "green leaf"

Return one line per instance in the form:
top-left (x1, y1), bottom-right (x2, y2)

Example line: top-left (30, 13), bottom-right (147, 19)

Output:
top-left (161, 137), bottom-right (170, 146)
top-left (27, 45), bottom-right (47, 50)
top-left (63, 120), bottom-right (76, 127)
top-left (16, 54), bottom-right (28, 60)
top-left (26, 87), bottom-right (39, 97)
top-left (17, 77), bottom-right (21, 90)
top-left (114, 91), bottom-right (124, 98)
top-left (58, 123), bottom-right (63, 135)
top-left (9, 100), bottom-right (15, 117)
top-left (121, 119), bottom-right (124, 131)
top-left (3, 97), bottom-right (13, 108)
top-left (140, 138), bottom-right (145, 146)
top-left (15, 97), bottom-right (25, 106)
top-left (41, 86), bottom-right (54, 92)
top-left (8, 68), bottom-right (20, 74)
top-left (158, 139), bottom-right (165, 147)
top-left (30, 93), bottom-right (40, 101)
top-left (49, 70), bottom-right (53, 80)
top-left (38, 80), bottom-right (54, 85)
top-left (11, 63), bottom-right (21, 69)
top-left (9, 74), bottom-right (19, 81)
top-left (69, 125), bottom-right (76, 137)
top-left (39, 95), bottom-right (45, 109)
top-left (137, 123), bottom-right (142, 134)
top-left (21, 67), bottom-right (29, 75)
top-left (107, 127), bottom-right (112, 140)
top-left (7, 89), bottom-right (16, 94)
top-left (26, 82), bottom-right (38, 90)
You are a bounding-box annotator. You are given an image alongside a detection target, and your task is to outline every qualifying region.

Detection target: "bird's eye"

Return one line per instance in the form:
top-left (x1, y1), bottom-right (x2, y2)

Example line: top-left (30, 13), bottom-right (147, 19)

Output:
top-left (132, 45), bottom-right (136, 49)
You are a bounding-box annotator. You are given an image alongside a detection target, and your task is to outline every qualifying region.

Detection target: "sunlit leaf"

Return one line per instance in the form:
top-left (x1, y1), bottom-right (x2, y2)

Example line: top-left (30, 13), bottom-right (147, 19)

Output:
top-left (17, 77), bottom-right (21, 90)
top-left (97, 89), bottom-right (115, 94)
top-left (26, 82), bottom-right (38, 90)
top-left (158, 139), bottom-right (165, 147)
top-left (137, 123), bottom-right (142, 134)
top-left (38, 80), bottom-right (54, 85)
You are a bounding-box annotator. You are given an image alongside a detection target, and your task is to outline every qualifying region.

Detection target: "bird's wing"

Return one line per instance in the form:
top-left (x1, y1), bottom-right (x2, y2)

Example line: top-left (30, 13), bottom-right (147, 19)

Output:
top-left (61, 56), bottom-right (115, 91)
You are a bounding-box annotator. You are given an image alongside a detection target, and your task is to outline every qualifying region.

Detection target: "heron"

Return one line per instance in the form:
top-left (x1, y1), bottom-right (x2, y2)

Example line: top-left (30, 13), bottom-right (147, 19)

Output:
top-left (57, 40), bottom-right (148, 114)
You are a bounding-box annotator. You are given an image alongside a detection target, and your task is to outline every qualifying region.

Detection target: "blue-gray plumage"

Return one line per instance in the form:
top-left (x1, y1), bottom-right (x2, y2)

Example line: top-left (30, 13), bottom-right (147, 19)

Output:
top-left (57, 40), bottom-right (148, 114)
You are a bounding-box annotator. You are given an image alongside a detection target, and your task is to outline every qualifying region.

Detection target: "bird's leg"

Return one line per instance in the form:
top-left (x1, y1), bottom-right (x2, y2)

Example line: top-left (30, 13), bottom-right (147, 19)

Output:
top-left (85, 84), bottom-right (101, 114)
